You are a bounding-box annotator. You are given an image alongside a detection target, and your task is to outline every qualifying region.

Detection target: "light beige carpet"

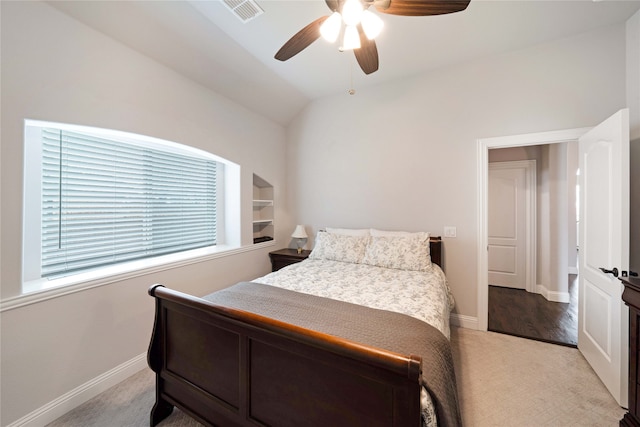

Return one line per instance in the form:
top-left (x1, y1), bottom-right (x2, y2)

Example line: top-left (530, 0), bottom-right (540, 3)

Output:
top-left (47, 327), bottom-right (626, 426)
top-left (451, 328), bottom-right (625, 426)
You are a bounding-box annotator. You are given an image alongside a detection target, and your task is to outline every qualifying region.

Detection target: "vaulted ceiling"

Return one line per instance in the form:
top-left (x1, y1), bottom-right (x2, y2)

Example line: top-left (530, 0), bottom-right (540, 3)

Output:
top-left (49, 0), bottom-right (640, 125)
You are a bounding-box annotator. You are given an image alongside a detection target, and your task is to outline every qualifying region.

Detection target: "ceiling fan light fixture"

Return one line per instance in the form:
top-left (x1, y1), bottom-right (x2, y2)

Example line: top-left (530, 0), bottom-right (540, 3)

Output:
top-left (341, 25), bottom-right (361, 50)
top-left (361, 9), bottom-right (383, 40)
top-left (275, 0), bottom-right (471, 75)
top-left (341, 0), bottom-right (363, 26)
top-left (320, 11), bottom-right (342, 42)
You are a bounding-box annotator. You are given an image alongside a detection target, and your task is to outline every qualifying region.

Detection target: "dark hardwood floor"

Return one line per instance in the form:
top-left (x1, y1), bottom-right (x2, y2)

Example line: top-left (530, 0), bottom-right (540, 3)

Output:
top-left (488, 275), bottom-right (578, 347)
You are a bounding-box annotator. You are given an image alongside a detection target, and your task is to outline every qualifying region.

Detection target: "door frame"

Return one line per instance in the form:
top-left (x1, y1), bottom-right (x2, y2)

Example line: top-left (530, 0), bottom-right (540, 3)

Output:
top-left (477, 127), bottom-right (591, 331)
top-left (488, 160), bottom-right (537, 293)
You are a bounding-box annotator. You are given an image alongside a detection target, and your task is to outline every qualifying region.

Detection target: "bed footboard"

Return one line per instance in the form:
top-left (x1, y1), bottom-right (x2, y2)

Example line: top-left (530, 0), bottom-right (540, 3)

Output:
top-left (147, 284), bottom-right (422, 427)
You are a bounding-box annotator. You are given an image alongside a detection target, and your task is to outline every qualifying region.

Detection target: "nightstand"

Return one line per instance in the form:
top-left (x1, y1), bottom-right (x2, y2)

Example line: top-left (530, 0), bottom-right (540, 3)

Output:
top-left (269, 248), bottom-right (311, 272)
top-left (621, 276), bottom-right (640, 426)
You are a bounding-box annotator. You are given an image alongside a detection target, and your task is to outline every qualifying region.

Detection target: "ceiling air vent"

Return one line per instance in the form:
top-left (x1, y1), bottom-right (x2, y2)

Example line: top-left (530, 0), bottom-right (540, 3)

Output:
top-left (223, 0), bottom-right (264, 23)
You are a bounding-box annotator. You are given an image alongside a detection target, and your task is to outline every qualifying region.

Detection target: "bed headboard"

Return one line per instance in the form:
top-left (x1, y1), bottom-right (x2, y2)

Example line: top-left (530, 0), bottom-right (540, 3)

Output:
top-left (429, 236), bottom-right (442, 269)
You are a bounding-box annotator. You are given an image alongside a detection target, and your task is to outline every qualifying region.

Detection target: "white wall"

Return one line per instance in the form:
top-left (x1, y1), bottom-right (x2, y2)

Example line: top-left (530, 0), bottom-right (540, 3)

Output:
top-left (0, 2), bottom-right (292, 425)
top-left (539, 145), bottom-right (552, 296)
top-left (628, 9), bottom-right (640, 272)
top-left (567, 141), bottom-right (579, 274)
top-left (547, 142), bottom-right (569, 297)
top-left (628, 9), bottom-right (640, 141)
top-left (287, 23), bottom-right (627, 320)
top-left (632, 138), bottom-right (640, 273)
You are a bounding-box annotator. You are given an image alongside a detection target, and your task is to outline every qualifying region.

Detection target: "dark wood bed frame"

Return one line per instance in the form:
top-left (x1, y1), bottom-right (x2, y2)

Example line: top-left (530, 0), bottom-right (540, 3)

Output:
top-left (147, 237), bottom-right (443, 427)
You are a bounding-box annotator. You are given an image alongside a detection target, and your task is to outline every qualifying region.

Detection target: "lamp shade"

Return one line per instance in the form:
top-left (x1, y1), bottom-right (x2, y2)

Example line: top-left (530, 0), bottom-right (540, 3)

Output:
top-left (291, 225), bottom-right (308, 239)
top-left (342, 25), bottom-right (361, 50)
top-left (320, 12), bottom-right (342, 42)
top-left (361, 10), bottom-right (383, 40)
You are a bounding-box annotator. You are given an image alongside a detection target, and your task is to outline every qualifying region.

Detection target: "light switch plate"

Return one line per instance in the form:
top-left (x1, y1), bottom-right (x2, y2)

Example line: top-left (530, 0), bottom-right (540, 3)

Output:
top-left (444, 226), bottom-right (457, 238)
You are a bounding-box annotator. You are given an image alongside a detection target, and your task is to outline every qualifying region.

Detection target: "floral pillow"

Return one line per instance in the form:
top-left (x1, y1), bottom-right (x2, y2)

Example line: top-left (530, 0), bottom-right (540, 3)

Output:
top-left (308, 232), bottom-right (369, 264)
top-left (361, 232), bottom-right (431, 271)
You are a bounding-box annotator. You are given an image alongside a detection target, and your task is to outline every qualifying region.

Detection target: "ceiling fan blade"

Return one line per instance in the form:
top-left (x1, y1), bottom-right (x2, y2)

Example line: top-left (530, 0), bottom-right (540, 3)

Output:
top-left (374, 0), bottom-right (470, 16)
top-left (325, 0), bottom-right (340, 12)
top-left (274, 16), bottom-right (329, 61)
top-left (353, 25), bottom-right (379, 75)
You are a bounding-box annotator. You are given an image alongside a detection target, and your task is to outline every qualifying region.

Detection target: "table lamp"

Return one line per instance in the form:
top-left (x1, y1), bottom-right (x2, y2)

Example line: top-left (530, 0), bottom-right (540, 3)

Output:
top-left (291, 225), bottom-right (308, 254)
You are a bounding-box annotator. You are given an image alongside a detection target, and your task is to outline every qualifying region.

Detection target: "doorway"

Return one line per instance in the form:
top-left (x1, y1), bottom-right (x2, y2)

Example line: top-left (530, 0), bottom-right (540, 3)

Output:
top-left (486, 147), bottom-right (578, 347)
top-left (476, 128), bottom-right (589, 333)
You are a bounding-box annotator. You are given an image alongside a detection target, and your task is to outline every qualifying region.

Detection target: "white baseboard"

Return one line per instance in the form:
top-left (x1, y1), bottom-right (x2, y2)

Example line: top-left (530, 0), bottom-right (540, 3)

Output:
top-left (536, 284), bottom-right (570, 303)
top-left (7, 353), bottom-right (147, 427)
top-left (451, 313), bottom-right (479, 330)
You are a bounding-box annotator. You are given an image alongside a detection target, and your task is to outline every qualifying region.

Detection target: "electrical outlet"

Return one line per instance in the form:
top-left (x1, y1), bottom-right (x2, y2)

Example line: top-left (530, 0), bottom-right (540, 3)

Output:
top-left (444, 226), bottom-right (457, 238)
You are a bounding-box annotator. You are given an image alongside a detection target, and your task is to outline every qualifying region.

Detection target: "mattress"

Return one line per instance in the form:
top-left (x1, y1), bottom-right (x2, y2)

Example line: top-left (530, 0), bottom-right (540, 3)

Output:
top-left (253, 259), bottom-right (454, 338)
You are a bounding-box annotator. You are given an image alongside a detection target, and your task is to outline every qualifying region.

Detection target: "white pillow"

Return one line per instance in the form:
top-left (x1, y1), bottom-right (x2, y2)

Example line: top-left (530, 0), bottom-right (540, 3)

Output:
top-left (309, 232), bottom-right (369, 264)
top-left (325, 227), bottom-right (370, 237)
top-left (370, 229), bottom-right (426, 237)
top-left (361, 232), bottom-right (431, 271)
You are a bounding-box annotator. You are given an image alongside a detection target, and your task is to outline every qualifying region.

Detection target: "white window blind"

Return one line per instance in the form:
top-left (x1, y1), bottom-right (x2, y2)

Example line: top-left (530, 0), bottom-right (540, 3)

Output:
top-left (41, 128), bottom-right (217, 278)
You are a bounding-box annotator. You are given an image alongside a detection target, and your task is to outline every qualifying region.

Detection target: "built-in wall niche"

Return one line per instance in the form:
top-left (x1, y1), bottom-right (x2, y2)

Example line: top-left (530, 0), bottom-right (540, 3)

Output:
top-left (253, 173), bottom-right (274, 244)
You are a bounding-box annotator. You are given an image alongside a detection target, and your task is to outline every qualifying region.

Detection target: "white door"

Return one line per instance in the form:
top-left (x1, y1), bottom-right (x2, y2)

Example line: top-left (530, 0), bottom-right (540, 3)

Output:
top-left (578, 109), bottom-right (630, 407)
top-left (487, 162), bottom-right (535, 289)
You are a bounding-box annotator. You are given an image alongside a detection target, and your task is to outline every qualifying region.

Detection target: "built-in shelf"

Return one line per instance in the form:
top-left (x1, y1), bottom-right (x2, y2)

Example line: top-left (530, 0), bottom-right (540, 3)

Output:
top-left (253, 174), bottom-right (274, 244)
top-left (252, 219), bottom-right (273, 225)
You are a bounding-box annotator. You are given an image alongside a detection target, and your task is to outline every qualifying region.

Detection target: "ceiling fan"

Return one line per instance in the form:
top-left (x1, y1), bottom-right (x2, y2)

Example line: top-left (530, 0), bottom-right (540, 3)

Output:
top-left (274, 0), bottom-right (471, 75)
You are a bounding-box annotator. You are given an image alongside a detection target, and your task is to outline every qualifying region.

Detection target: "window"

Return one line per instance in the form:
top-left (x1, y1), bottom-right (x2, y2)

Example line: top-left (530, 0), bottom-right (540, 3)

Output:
top-left (23, 120), bottom-right (240, 293)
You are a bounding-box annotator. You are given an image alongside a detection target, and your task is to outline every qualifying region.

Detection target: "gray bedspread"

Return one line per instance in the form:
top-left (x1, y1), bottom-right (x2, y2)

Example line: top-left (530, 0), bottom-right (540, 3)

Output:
top-left (203, 282), bottom-right (462, 427)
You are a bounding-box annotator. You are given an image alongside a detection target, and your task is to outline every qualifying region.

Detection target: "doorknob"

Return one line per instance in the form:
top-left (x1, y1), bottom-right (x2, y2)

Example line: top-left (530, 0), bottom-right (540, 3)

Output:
top-left (599, 267), bottom-right (619, 278)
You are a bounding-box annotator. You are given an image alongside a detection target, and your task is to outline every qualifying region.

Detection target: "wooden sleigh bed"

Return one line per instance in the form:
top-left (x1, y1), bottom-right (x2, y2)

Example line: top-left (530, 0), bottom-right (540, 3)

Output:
top-left (147, 232), bottom-right (460, 427)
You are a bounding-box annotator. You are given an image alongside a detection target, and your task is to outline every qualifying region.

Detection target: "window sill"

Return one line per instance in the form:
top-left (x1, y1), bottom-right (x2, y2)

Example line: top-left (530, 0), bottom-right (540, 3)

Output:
top-left (3, 241), bottom-right (276, 312)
